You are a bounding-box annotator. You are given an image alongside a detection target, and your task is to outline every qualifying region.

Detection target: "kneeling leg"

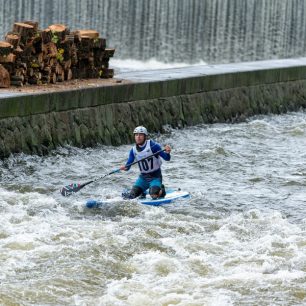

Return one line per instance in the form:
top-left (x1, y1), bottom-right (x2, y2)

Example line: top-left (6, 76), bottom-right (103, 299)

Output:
top-left (149, 186), bottom-right (162, 199)
top-left (122, 186), bottom-right (143, 199)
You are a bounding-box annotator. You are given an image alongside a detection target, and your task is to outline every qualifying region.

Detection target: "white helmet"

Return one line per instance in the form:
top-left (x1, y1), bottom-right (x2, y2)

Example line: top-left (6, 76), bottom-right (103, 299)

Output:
top-left (133, 126), bottom-right (148, 135)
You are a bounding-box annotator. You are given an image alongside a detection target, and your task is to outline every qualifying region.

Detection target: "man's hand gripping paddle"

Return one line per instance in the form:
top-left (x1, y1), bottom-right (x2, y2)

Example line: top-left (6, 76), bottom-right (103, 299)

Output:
top-left (60, 149), bottom-right (166, 196)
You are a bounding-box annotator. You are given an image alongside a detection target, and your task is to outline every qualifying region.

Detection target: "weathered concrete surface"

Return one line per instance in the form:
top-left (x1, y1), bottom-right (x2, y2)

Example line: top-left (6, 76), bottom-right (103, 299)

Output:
top-left (1, 58), bottom-right (306, 157)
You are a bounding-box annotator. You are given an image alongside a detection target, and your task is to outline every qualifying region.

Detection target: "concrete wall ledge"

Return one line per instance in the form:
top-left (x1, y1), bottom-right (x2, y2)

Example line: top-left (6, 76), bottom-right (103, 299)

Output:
top-left (0, 58), bottom-right (306, 157)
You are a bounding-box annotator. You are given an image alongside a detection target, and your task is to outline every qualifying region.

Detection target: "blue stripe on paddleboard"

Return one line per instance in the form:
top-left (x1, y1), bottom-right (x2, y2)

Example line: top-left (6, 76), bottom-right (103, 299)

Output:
top-left (139, 192), bottom-right (190, 206)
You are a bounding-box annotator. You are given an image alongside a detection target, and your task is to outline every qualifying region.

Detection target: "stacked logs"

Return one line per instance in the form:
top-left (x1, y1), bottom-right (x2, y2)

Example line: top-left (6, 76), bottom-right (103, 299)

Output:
top-left (0, 21), bottom-right (115, 87)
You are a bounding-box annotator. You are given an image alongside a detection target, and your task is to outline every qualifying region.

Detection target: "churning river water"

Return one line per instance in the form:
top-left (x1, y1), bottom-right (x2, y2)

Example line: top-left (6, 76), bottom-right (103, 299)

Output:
top-left (0, 111), bottom-right (306, 305)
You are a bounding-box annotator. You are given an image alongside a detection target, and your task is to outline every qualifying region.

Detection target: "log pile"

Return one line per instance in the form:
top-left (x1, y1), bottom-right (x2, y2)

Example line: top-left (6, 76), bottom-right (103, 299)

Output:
top-left (0, 21), bottom-right (115, 87)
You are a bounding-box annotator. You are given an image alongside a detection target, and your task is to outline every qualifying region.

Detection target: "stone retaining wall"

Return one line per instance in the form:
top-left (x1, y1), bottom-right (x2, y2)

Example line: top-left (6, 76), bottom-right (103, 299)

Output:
top-left (1, 64), bottom-right (306, 157)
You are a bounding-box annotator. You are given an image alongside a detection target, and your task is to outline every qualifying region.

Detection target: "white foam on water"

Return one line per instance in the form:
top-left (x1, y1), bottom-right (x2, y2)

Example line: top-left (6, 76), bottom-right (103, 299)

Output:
top-left (95, 207), bottom-right (306, 305)
top-left (1, 112), bottom-right (306, 305)
top-left (111, 58), bottom-right (207, 73)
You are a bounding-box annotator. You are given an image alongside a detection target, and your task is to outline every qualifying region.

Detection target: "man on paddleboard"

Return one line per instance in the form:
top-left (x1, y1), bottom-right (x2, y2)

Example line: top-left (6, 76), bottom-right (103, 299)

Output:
top-left (120, 126), bottom-right (171, 199)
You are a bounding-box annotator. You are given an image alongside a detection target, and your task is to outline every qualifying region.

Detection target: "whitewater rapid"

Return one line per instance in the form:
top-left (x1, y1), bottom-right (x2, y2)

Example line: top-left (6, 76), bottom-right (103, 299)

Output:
top-left (0, 112), bottom-right (306, 305)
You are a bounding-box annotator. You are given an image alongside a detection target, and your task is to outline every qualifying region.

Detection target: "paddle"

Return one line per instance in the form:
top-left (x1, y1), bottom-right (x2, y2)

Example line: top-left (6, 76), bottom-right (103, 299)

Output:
top-left (60, 148), bottom-right (166, 196)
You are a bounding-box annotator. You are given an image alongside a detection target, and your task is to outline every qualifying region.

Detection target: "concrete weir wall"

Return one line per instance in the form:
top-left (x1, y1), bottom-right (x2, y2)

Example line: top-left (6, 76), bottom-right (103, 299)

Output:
top-left (1, 58), bottom-right (306, 157)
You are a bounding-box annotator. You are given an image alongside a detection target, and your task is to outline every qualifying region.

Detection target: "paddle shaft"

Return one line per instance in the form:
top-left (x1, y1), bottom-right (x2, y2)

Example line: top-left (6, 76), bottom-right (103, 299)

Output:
top-left (79, 169), bottom-right (119, 188)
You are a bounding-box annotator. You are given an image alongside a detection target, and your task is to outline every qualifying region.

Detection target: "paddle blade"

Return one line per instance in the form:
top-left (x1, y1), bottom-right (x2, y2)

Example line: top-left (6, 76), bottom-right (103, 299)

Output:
top-left (60, 183), bottom-right (83, 197)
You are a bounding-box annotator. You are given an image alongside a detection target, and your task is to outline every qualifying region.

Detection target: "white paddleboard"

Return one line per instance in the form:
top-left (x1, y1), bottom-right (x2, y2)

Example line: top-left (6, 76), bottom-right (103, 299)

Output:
top-left (86, 188), bottom-right (190, 208)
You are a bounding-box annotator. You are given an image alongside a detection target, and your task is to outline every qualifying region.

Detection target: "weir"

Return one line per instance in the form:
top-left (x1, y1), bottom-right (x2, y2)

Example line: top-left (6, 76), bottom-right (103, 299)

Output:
top-left (1, 0), bottom-right (306, 64)
top-left (0, 58), bottom-right (306, 157)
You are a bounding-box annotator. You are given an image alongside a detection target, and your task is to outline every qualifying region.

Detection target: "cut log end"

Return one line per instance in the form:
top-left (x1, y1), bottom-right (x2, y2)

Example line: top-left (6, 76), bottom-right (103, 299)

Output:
top-left (48, 24), bottom-right (67, 33)
top-left (0, 41), bottom-right (13, 56)
top-left (23, 21), bottom-right (39, 32)
top-left (0, 41), bottom-right (13, 48)
top-left (13, 22), bottom-right (34, 29)
top-left (0, 64), bottom-right (11, 88)
top-left (77, 30), bottom-right (99, 39)
top-left (5, 34), bottom-right (20, 48)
